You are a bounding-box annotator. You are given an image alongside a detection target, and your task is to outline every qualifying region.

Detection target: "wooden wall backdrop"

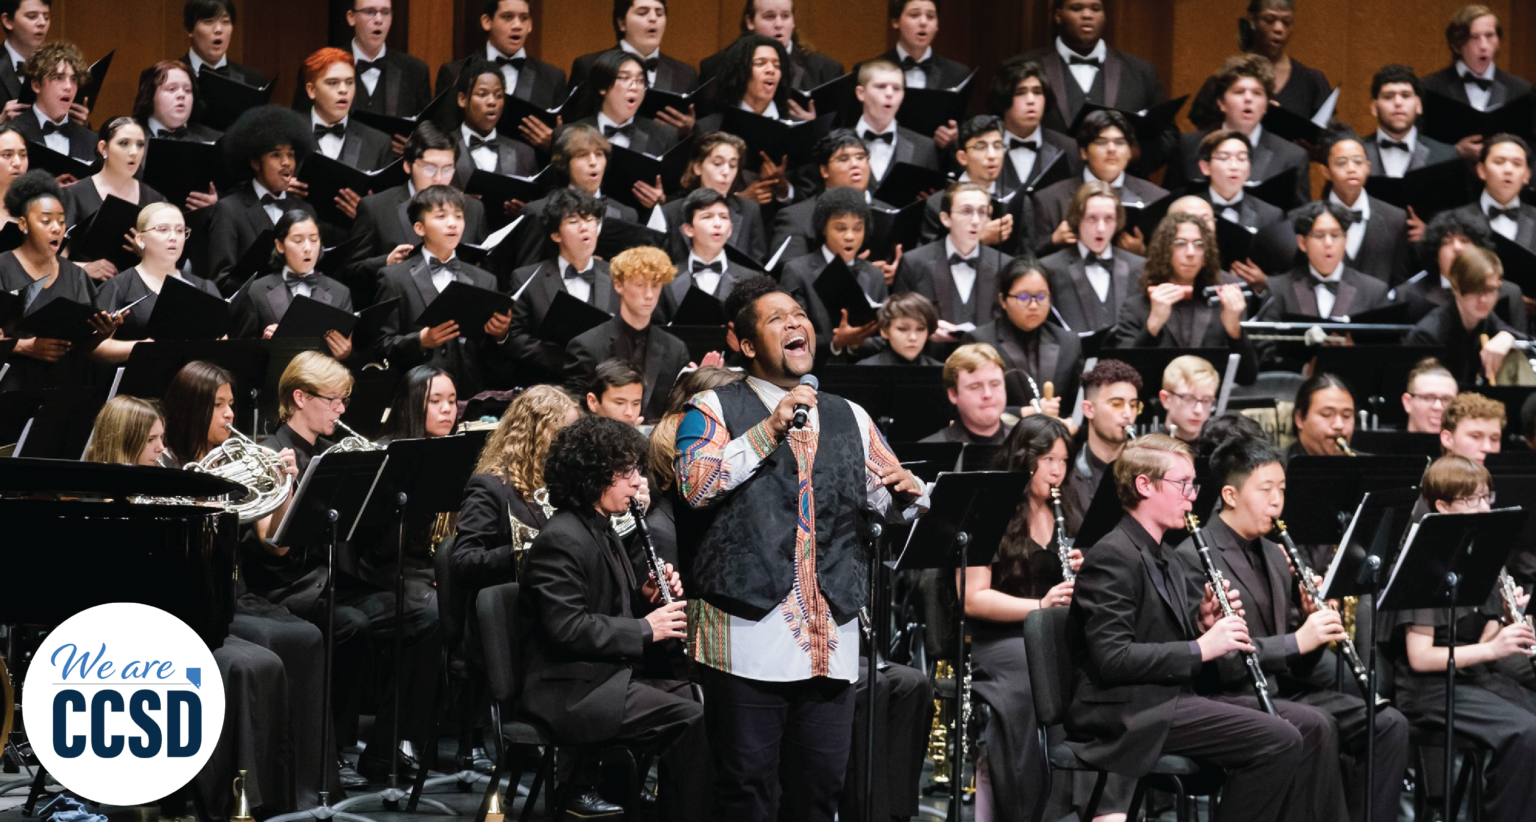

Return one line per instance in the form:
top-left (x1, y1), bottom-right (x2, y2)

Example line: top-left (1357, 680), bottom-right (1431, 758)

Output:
top-left (40, 0), bottom-right (1536, 159)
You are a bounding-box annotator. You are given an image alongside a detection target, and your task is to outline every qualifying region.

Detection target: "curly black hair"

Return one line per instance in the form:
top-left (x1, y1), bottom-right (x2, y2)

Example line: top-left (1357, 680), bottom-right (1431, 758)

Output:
top-left (3, 169), bottom-right (61, 219)
top-left (715, 33), bottom-right (789, 113)
top-left (222, 105), bottom-right (316, 178)
top-left (544, 415), bottom-right (650, 511)
top-left (724, 273), bottom-right (786, 348)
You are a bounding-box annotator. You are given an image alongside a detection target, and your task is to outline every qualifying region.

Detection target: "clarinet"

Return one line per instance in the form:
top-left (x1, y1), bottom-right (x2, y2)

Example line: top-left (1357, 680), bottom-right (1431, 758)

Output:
top-left (1497, 567), bottom-right (1536, 675)
top-left (1273, 520), bottom-right (1386, 707)
top-left (1049, 486), bottom-right (1076, 582)
top-left (1124, 424), bottom-right (1137, 440)
top-left (1186, 513), bottom-right (1278, 716)
top-left (629, 498), bottom-right (672, 604)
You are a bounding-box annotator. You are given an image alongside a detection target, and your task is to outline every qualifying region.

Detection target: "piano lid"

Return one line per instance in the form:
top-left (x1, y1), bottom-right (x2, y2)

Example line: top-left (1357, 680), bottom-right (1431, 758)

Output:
top-left (0, 457), bottom-right (246, 498)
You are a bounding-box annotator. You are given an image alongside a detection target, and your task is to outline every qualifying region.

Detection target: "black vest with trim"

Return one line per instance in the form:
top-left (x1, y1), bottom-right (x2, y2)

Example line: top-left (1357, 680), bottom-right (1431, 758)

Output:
top-left (680, 380), bottom-right (869, 622)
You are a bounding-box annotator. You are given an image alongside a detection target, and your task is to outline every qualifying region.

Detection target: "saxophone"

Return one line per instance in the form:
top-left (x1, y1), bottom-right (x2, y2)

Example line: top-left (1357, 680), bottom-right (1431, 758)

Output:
top-left (1334, 436), bottom-right (1358, 457)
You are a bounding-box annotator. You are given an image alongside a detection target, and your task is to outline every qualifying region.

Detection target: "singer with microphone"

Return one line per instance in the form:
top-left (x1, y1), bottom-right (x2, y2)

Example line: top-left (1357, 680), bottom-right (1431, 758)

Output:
top-left (674, 275), bottom-right (928, 822)
top-left (520, 415), bottom-right (710, 820)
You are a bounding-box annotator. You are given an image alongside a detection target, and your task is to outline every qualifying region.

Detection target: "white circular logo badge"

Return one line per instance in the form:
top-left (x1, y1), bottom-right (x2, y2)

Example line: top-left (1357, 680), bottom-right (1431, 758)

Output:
top-left (23, 603), bottom-right (226, 805)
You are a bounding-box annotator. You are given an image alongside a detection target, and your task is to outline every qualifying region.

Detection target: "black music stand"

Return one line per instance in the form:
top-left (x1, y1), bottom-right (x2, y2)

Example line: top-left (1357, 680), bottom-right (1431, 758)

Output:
top-left (1486, 461), bottom-right (1536, 586)
top-left (1281, 455), bottom-right (1429, 545)
top-left (13, 392), bottom-right (102, 459)
top-left (1316, 486), bottom-right (1420, 822)
top-left (1380, 508), bottom-right (1527, 820)
top-left (1350, 430), bottom-right (1443, 459)
top-left (818, 365), bottom-right (949, 443)
top-left (268, 450), bottom-right (389, 822)
top-left (893, 442), bottom-right (963, 482)
top-left (892, 471), bottom-right (1030, 822)
top-left (343, 434), bottom-right (487, 814)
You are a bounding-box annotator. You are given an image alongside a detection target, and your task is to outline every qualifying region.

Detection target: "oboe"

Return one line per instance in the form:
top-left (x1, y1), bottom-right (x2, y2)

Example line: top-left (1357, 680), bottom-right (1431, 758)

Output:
top-left (629, 498), bottom-right (672, 604)
top-left (1186, 513), bottom-right (1277, 715)
top-left (1274, 520), bottom-right (1385, 707)
top-left (1049, 486), bottom-right (1076, 582)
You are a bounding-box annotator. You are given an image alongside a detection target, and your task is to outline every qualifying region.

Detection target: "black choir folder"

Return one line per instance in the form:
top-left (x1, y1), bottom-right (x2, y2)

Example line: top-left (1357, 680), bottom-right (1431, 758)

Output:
top-left (299, 155), bottom-right (409, 227)
top-left (874, 162), bottom-right (950, 208)
top-left (144, 275), bottom-right (230, 341)
top-left (197, 69), bottom-right (278, 132)
top-left (896, 70), bottom-right (977, 137)
top-left (72, 194), bottom-right (141, 271)
top-left (720, 108), bottom-right (826, 170)
top-left (502, 87), bottom-right (580, 131)
top-left (14, 296), bottom-right (98, 343)
top-left (813, 257), bottom-right (879, 327)
top-left (1068, 95), bottom-right (1189, 150)
top-left (272, 295), bottom-right (358, 339)
top-left (464, 167), bottom-right (556, 207)
top-left (18, 51), bottom-right (112, 109)
top-left (412, 281), bottom-right (513, 338)
top-left (351, 88), bottom-right (455, 140)
top-left (637, 78), bottom-right (714, 121)
top-left (790, 74), bottom-right (857, 120)
top-left (144, 139), bottom-right (227, 210)
top-left (605, 142), bottom-right (691, 211)
top-left (1364, 159), bottom-right (1474, 220)
top-left (26, 141), bottom-right (93, 180)
top-left (669, 286), bottom-right (727, 327)
top-left (1421, 90), bottom-right (1536, 144)
top-left (538, 290), bottom-right (609, 346)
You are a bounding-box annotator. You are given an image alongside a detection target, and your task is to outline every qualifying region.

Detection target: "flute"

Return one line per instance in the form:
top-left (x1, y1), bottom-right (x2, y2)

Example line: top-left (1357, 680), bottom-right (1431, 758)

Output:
top-left (1273, 520), bottom-right (1386, 707)
top-left (629, 498), bottom-right (672, 604)
top-left (1186, 513), bottom-right (1277, 716)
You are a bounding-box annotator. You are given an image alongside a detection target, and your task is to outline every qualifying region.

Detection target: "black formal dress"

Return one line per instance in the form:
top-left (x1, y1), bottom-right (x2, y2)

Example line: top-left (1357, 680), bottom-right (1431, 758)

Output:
top-left (61, 178), bottom-right (167, 250)
top-left (1040, 245), bottom-right (1145, 333)
top-left (519, 506), bottom-right (709, 821)
top-left (968, 319), bottom-right (1084, 408)
top-left (374, 251), bottom-right (507, 395)
top-left (227, 269), bottom-right (354, 340)
top-left (95, 267), bottom-right (222, 340)
top-left (779, 250), bottom-right (889, 363)
top-left (1065, 515), bottom-right (1308, 820)
top-left (564, 316), bottom-right (690, 422)
top-left (1021, 40), bottom-right (1175, 172)
top-left (658, 192), bottom-right (769, 263)
top-left (892, 239), bottom-right (1008, 328)
top-left (0, 254), bottom-right (97, 391)
top-left (507, 258), bottom-right (615, 384)
top-left (202, 182), bottom-right (317, 290)
top-left (1166, 128), bottom-right (1312, 211)
top-left (1405, 302), bottom-right (1529, 387)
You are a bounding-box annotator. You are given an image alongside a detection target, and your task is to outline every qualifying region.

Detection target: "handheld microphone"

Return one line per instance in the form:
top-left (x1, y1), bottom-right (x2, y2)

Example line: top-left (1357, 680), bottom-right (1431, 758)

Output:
top-left (791, 374), bottom-right (819, 429)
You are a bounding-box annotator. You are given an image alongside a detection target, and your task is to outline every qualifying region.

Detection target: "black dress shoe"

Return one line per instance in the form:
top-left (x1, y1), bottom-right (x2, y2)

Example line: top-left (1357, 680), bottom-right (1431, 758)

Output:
top-left (355, 750), bottom-right (418, 782)
top-left (564, 789), bottom-right (623, 818)
top-left (337, 758), bottom-right (369, 789)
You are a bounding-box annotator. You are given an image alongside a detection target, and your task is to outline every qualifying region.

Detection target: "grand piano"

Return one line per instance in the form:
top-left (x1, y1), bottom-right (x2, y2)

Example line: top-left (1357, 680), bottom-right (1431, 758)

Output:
top-left (0, 457), bottom-right (247, 649)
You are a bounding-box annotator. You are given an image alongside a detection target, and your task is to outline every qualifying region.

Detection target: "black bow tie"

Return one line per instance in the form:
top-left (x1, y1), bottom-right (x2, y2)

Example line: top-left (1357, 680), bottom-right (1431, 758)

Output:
top-left (284, 272), bottom-right (318, 290)
top-left (39, 120), bottom-right (66, 136)
top-left (158, 126), bottom-right (189, 140)
top-left (1008, 136), bottom-right (1040, 153)
top-left (1462, 73), bottom-right (1494, 91)
top-left (428, 256), bottom-right (461, 276)
top-left (1313, 278), bottom-right (1340, 295)
top-left (862, 129), bottom-right (894, 145)
top-left (1081, 248), bottom-right (1113, 266)
top-left (564, 264), bottom-right (595, 284)
top-left (495, 54), bottom-right (527, 70)
top-left (1488, 205), bottom-right (1517, 221)
top-left (201, 63), bottom-right (231, 76)
top-left (691, 259), bottom-right (723, 275)
top-left (1342, 209), bottom-right (1364, 226)
top-left (1379, 138), bottom-right (1411, 152)
top-left (948, 253), bottom-right (978, 268)
top-left (259, 193), bottom-right (286, 207)
top-left (603, 123), bottom-right (634, 139)
top-left (13, 61), bottom-right (22, 76)
top-left (354, 59), bottom-right (379, 75)
top-left (468, 134), bottom-right (498, 150)
top-left (640, 56), bottom-right (660, 73)
top-left (314, 122), bottom-right (346, 140)
top-left (899, 55), bottom-right (932, 72)
top-left (1068, 54), bottom-right (1102, 68)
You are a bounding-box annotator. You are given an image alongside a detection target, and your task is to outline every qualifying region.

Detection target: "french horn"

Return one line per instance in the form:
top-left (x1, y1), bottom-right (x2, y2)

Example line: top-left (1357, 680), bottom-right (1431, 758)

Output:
top-left (322, 420), bottom-right (382, 455)
top-left (188, 425), bottom-right (293, 523)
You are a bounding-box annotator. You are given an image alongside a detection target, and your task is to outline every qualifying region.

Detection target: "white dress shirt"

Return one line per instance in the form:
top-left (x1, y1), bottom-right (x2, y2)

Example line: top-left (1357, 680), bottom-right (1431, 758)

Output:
top-left (619, 40), bottom-right (660, 88)
top-left (1310, 263), bottom-right (1344, 318)
top-left (686, 250), bottom-right (726, 296)
top-left (281, 266), bottom-right (314, 299)
top-left (487, 44), bottom-right (526, 94)
top-left (559, 254), bottom-right (595, 303)
top-left (253, 180), bottom-right (288, 224)
top-left (956, 171), bottom-right (999, 197)
top-left (894, 44), bottom-right (932, 90)
top-left (353, 41), bottom-right (385, 96)
top-left (1457, 60), bottom-right (1495, 112)
top-left (1376, 127), bottom-right (1418, 179)
top-left (187, 51), bottom-right (229, 76)
top-left (856, 115), bottom-right (898, 181)
top-left (1004, 126), bottom-right (1041, 186)
top-left (1329, 190), bottom-right (1370, 261)
top-left (740, 97), bottom-right (783, 121)
top-left (942, 236), bottom-right (979, 308)
top-left (311, 110), bottom-right (347, 160)
top-left (1077, 241), bottom-right (1112, 302)
top-left (1056, 37), bottom-right (1107, 94)
top-left (1210, 188), bottom-right (1244, 225)
top-left (423, 247), bottom-right (459, 293)
top-left (596, 111), bottom-right (634, 150)
top-left (33, 106), bottom-right (69, 156)
top-left (1481, 189), bottom-right (1520, 241)
top-left (461, 123), bottom-right (500, 172)
top-left (4, 40), bottom-right (24, 75)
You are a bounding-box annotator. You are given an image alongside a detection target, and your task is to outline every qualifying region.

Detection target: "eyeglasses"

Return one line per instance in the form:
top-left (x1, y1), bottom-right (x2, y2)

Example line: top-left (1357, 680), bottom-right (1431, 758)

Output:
top-left (1104, 397), bottom-right (1144, 413)
top-left (307, 391), bottom-right (352, 409)
top-left (614, 73), bottom-right (647, 89)
top-left (1453, 492), bottom-right (1497, 507)
top-left (1006, 293), bottom-right (1050, 306)
top-left (1409, 393), bottom-right (1455, 407)
top-left (951, 206), bottom-right (990, 219)
top-left (145, 224), bottom-right (192, 238)
top-left (413, 163), bottom-right (451, 179)
top-left (964, 139), bottom-right (1006, 153)
top-left (1172, 238), bottom-right (1205, 250)
top-left (1307, 230), bottom-right (1346, 242)
top-left (353, 7), bottom-right (392, 18)
top-left (1161, 477), bottom-right (1201, 500)
top-left (1166, 392), bottom-right (1216, 410)
top-left (1091, 137), bottom-right (1128, 149)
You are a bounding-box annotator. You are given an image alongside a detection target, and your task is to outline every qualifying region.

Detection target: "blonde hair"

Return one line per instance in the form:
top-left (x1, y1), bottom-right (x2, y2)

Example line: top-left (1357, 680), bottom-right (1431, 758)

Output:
top-left (473, 385), bottom-right (579, 497)
top-left (277, 351), bottom-right (355, 423)
top-left (85, 396), bottom-right (162, 465)
top-left (1113, 433), bottom-right (1194, 510)
top-left (649, 413), bottom-right (684, 491)
top-left (609, 245), bottom-right (678, 286)
top-left (943, 343), bottom-right (1005, 390)
top-left (136, 202), bottom-right (182, 233)
top-left (1162, 354), bottom-right (1220, 393)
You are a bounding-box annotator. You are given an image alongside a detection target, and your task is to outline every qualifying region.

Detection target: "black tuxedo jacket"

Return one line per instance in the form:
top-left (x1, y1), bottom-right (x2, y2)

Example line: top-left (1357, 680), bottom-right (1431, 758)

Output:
top-left (507, 191), bottom-right (639, 271)
top-left (892, 239), bottom-right (1008, 327)
top-left (1040, 246), bottom-right (1144, 333)
top-left (357, 49), bottom-right (433, 118)
top-left (14, 112), bottom-right (96, 164)
top-left (451, 129), bottom-right (540, 189)
top-left (344, 183), bottom-right (490, 294)
top-left (780, 250), bottom-right (889, 362)
top-left (508, 258), bottom-right (615, 383)
top-left (0, 55), bottom-right (22, 103)
top-left (659, 194), bottom-right (768, 263)
top-left (868, 124), bottom-right (941, 187)
top-left (565, 115), bottom-right (680, 158)
top-left (1064, 515), bottom-right (1214, 776)
top-left (856, 347), bottom-right (941, 367)
top-left (967, 319), bottom-right (1083, 408)
top-left (564, 316), bottom-right (690, 422)
top-left (1362, 130), bottom-right (1460, 177)
top-left (702, 42), bottom-right (842, 92)
top-left (1422, 64), bottom-right (1534, 111)
top-left (437, 54), bottom-right (569, 109)
top-left (1260, 265), bottom-right (1392, 320)
top-left (657, 257), bottom-right (747, 324)
top-left (228, 271), bottom-right (355, 340)
top-left (1449, 200), bottom-right (1536, 249)
top-left (520, 507), bottom-right (654, 743)
top-left (1393, 268), bottom-right (1527, 334)
top-left (1022, 43), bottom-right (1173, 170)
top-left (374, 252), bottom-right (505, 395)
top-left (571, 48), bottom-right (698, 94)
top-left (1166, 128), bottom-right (1312, 210)
top-left (1192, 188), bottom-right (1285, 232)
top-left (1031, 174), bottom-right (1168, 255)
top-left (313, 119), bottom-right (395, 173)
top-left (769, 191), bottom-right (893, 262)
top-left (1345, 197), bottom-right (1413, 286)
top-left (203, 182), bottom-right (317, 289)
top-left (875, 49), bottom-right (970, 91)
top-left (997, 127), bottom-right (1079, 196)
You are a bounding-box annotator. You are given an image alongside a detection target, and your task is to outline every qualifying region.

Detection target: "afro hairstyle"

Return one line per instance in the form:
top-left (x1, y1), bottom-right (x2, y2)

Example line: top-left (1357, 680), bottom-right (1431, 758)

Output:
top-left (221, 105), bottom-right (316, 179)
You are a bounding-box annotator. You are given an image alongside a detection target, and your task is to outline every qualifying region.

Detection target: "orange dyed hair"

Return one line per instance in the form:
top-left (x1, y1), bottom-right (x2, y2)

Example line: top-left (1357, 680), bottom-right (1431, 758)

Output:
top-left (303, 47), bottom-right (354, 86)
